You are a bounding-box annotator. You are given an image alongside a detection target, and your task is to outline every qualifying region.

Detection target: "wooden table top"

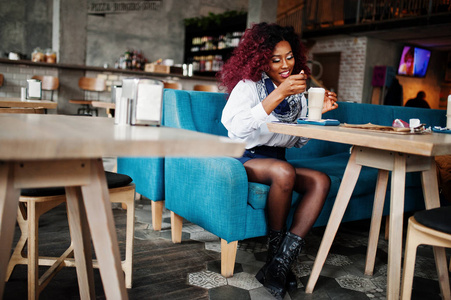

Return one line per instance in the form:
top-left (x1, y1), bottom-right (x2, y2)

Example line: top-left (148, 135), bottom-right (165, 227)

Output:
top-left (0, 114), bottom-right (245, 160)
top-left (267, 122), bottom-right (451, 157)
top-left (0, 97), bottom-right (57, 109)
top-left (91, 101), bottom-right (115, 109)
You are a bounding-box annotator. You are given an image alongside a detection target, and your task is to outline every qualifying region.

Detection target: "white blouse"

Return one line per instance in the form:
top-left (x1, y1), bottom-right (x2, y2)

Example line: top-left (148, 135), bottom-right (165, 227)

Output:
top-left (221, 79), bottom-right (309, 150)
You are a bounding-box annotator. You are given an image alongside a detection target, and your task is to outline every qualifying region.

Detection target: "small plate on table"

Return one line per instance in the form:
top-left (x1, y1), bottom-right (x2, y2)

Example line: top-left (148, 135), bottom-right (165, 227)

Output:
top-left (432, 126), bottom-right (451, 134)
top-left (297, 118), bottom-right (340, 126)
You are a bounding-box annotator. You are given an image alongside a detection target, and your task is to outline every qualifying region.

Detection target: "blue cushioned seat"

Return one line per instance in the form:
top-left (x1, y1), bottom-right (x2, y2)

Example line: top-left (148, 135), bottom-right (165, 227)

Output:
top-left (117, 88), bottom-right (170, 231)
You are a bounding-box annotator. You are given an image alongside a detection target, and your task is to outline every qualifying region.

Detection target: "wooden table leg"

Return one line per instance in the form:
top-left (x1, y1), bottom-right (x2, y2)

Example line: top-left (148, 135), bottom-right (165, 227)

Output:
top-left (27, 201), bottom-right (39, 300)
top-left (66, 186), bottom-right (96, 300)
top-left (0, 162), bottom-right (21, 298)
top-left (386, 153), bottom-right (406, 300)
top-left (421, 159), bottom-right (441, 210)
top-left (365, 169), bottom-right (389, 275)
top-left (80, 159), bottom-right (128, 300)
top-left (305, 150), bottom-right (362, 293)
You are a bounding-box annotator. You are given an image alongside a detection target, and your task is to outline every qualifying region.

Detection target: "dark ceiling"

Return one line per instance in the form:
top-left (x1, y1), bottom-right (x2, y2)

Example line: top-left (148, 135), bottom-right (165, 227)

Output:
top-left (355, 23), bottom-right (451, 51)
top-left (302, 13), bottom-right (451, 52)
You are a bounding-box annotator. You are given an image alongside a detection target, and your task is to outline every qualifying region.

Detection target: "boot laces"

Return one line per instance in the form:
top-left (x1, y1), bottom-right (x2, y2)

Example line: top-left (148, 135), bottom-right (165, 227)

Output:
top-left (275, 240), bottom-right (303, 276)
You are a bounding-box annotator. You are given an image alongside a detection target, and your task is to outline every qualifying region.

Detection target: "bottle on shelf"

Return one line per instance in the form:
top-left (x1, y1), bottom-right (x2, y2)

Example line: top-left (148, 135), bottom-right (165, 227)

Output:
top-left (199, 56), bottom-right (206, 72)
top-left (184, 13), bottom-right (246, 75)
top-left (116, 49), bottom-right (147, 71)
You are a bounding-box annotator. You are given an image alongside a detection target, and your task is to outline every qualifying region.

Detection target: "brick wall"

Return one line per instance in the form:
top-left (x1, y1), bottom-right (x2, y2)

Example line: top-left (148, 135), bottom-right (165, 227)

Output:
top-left (308, 36), bottom-right (367, 103)
top-left (0, 65), bottom-right (192, 105)
top-left (0, 63), bottom-right (59, 101)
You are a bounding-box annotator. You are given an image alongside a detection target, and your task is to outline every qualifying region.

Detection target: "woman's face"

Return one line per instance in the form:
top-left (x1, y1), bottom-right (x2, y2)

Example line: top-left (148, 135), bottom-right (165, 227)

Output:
top-left (266, 40), bottom-right (295, 86)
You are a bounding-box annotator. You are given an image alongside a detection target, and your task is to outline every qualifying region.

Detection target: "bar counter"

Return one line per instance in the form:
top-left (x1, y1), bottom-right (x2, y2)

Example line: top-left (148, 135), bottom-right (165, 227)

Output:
top-left (0, 58), bottom-right (216, 82)
top-left (0, 58), bottom-right (217, 115)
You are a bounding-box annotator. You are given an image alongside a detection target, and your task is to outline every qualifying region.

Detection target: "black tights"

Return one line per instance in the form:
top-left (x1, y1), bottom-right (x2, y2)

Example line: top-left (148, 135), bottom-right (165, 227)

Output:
top-left (244, 158), bottom-right (330, 238)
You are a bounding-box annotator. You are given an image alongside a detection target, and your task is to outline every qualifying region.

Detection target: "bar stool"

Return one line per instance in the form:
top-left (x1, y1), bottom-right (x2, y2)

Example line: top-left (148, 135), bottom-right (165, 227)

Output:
top-left (69, 77), bottom-right (106, 116)
top-left (193, 84), bottom-right (218, 92)
top-left (31, 75), bottom-right (59, 101)
top-left (400, 206), bottom-right (451, 300)
top-left (163, 81), bottom-right (182, 90)
top-left (6, 171), bottom-right (136, 299)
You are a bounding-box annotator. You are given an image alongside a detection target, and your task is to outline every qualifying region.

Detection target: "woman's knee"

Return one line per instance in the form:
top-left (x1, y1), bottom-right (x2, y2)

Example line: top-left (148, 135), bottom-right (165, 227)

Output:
top-left (318, 171), bottom-right (331, 186)
top-left (297, 169), bottom-right (331, 194)
top-left (313, 172), bottom-right (331, 194)
top-left (271, 162), bottom-right (296, 189)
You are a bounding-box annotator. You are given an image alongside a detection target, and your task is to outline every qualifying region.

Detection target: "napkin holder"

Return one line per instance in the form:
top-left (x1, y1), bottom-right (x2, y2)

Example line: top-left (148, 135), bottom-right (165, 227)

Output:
top-left (26, 79), bottom-right (42, 100)
top-left (111, 85), bottom-right (122, 104)
top-left (115, 78), bottom-right (164, 126)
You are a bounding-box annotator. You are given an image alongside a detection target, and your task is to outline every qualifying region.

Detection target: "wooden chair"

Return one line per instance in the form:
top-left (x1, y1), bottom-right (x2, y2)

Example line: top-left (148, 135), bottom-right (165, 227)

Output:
top-left (193, 84), bottom-right (218, 92)
top-left (401, 206), bottom-right (451, 300)
top-left (6, 172), bottom-right (136, 299)
top-left (0, 73), bottom-right (4, 87)
top-left (69, 77), bottom-right (106, 116)
top-left (163, 81), bottom-right (182, 90)
top-left (31, 76), bottom-right (59, 101)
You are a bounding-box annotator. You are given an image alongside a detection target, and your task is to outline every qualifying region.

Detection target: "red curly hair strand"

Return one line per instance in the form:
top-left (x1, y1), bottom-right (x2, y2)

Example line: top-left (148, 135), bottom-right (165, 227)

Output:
top-left (217, 22), bottom-right (310, 94)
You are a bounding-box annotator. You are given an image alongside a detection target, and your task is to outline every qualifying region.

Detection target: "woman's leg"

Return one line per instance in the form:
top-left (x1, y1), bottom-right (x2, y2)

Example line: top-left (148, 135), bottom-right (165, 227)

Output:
top-left (289, 168), bottom-right (330, 237)
top-left (243, 158), bottom-right (296, 230)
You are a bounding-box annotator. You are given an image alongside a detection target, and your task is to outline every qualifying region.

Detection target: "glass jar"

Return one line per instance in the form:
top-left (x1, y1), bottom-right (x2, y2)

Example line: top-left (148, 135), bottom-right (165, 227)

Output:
top-left (44, 49), bottom-right (57, 63)
top-left (31, 48), bottom-right (45, 62)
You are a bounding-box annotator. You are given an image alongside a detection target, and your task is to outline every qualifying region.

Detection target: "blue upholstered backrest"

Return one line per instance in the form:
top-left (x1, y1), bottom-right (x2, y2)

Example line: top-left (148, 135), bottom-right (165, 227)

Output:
top-left (392, 105), bottom-right (447, 128)
top-left (163, 89), bottom-right (228, 137)
top-left (324, 101), bottom-right (446, 127)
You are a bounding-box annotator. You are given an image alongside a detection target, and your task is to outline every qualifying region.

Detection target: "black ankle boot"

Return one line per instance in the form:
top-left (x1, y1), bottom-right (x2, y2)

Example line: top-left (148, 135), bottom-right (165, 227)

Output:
top-left (255, 228), bottom-right (298, 291)
top-left (263, 232), bottom-right (305, 300)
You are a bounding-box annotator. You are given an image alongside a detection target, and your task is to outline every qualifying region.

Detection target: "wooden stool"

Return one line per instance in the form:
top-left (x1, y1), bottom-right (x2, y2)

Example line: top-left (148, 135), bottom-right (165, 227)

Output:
top-left (6, 172), bottom-right (136, 299)
top-left (401, 206), bottom-right (451, 300)
top-left (31, 76), bottom-right (59, 101)
top-left (193, 84), bottom-right (218, 92)
top-left (69, 77), bottom-right (106, 116)
top-left (163, 81), bottom-right (182, 90)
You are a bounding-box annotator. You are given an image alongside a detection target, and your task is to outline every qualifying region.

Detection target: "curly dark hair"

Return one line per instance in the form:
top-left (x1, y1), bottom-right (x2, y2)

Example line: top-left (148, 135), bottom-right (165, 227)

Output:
top-left (217, 22), bottom-right (310, 94)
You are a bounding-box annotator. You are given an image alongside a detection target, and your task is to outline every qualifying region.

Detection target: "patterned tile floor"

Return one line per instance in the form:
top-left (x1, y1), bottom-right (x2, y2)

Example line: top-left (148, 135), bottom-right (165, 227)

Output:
top-left (134, 199), bottom-right (450, 300)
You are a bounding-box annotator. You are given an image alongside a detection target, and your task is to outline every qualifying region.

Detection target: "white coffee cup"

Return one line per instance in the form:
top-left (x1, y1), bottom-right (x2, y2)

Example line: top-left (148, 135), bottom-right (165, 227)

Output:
top-left (307, 87), bottom-right (325, 121)
top-left (409, 118), bottom-right (420, 128)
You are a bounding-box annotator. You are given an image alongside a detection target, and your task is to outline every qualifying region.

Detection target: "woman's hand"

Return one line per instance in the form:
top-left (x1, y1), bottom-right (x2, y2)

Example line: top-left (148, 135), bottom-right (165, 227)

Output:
top-left (262, 71), bottom-right (307, 115)
top-left (277, 71), bottom-right (308, 98)
top-left (322, 90), bottom-right (338, 113)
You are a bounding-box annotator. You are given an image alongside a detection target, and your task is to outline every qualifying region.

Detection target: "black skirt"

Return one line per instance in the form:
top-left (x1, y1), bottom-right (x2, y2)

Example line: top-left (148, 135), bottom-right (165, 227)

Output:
top-left (237, 145), bottom-right (286, 164)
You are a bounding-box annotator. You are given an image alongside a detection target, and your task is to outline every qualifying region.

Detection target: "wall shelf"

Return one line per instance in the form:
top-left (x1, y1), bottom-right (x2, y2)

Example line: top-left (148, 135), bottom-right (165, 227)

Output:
top-left (184, 14), bottom-right (247, 77)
